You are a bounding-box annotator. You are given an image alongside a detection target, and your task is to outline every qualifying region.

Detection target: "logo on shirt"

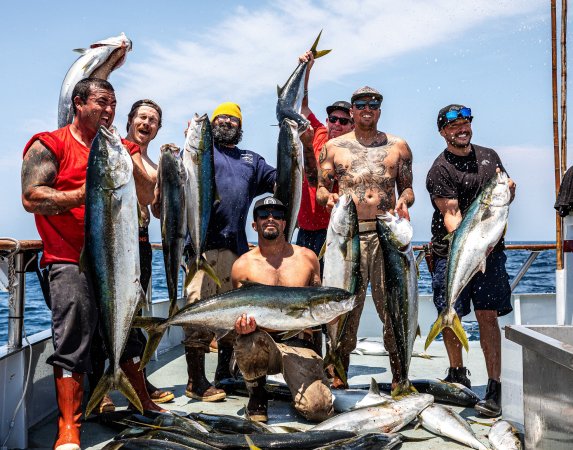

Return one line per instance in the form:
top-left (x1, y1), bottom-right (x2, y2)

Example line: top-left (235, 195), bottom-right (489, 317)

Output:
top-left (481, 159), bottom-right (490, 166)
top-left (240, 152), bottom-right (254, 165)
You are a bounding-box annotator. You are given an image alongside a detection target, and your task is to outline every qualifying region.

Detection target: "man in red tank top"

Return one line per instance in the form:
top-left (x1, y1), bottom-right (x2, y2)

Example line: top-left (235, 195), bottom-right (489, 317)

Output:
top-left (21, 78), bottom-right (158, 450)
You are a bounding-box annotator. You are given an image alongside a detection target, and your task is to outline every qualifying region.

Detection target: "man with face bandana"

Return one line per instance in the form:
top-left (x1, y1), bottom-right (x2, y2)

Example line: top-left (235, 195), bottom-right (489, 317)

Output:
top-left (426, 104), bottom-right (516, 417)
top-left (182, 102), bottom-right (276, 402)
top-left (231, 196), bottom-right (333, 423)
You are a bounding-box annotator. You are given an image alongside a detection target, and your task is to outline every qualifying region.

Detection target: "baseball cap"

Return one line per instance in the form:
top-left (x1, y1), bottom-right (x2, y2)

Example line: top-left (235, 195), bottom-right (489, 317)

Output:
top-left (437, 104), bottom-right (472, 130)
top-left (351, 86), bottom-right (383, 104)
top-left (253, 196), bottom-right (287, 219)
top-left (326, 101), bottom-right (351, 115)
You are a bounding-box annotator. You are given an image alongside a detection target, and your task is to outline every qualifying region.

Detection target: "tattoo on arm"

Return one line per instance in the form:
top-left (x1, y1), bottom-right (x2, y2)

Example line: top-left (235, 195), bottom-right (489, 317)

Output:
top-left (21, 143), bottom-right (70, 215)
top-left (396, 145), bottom-right (414, 207)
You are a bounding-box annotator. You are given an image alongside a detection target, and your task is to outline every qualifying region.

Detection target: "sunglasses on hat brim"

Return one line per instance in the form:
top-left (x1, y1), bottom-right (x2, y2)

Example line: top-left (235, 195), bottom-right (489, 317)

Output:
top-left (444, 107), bottom-right (472, 122)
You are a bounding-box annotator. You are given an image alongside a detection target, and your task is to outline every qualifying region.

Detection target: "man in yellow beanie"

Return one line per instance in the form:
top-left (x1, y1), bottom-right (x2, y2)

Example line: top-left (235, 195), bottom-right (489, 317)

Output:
top-left (182, 102), bottom-right (277, 402)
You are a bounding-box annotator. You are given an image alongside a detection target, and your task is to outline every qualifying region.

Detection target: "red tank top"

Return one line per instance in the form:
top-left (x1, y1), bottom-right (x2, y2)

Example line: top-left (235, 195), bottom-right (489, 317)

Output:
top-left (297, 114), bottom-right (335, 231)
top-left (23, 126), bottom-right (139, 266)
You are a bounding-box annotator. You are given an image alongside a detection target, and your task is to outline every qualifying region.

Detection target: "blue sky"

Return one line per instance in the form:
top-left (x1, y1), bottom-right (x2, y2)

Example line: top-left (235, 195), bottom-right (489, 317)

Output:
top-left (0, 1), bottom-right (561, 243)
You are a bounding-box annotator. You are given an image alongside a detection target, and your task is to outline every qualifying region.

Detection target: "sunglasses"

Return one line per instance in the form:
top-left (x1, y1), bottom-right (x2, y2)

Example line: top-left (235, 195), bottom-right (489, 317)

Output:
top-left (328, 115), bottom-right (351, 125)
top-left (353, 100), bottom-right (381, 111)
top-left (216, 114), bottom-right (240, 125)
top-left (256, 209), bottom-right (285, 220)
top-left (445, 107), bottom-right (472, 122)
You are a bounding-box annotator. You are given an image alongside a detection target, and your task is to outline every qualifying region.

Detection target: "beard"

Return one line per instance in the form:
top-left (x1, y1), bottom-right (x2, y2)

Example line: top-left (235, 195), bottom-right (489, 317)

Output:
top-left (213, 123), bottom-right (243, 147)
top-left (262, 228), bottom-right (280, 240)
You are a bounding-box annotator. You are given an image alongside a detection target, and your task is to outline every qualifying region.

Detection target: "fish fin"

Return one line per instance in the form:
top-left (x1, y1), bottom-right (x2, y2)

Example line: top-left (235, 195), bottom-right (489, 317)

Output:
top-left (276, 85), bottom-right (282, 96)
top-left (199, 256), bottom-right (221, 287)
top-left (309, 30), bottom-right (332, 59)
top-left (424, 314), bottom-right (445, 350)
top-left (416, 352), bottom-right (434, 360)
top-left (278, 329), bottom-right (304, 340)
top-left (451, 313), bottom-right (469, 352)
top-left (116, 367), bottom-right (143, 413)
top-left (354, 349), bottom-right (364, 355)
top-left (245, 435), bottom-right (262, 450)
top-left (131, 316), bottom-right (167, 368)
top-left (285, 308), bottom-right (306, 319)
top-left (443, 232), bottom-right (454, 241)
top-left (369, 377), bottom-right (381, 396)
top-left (391, 380), bottom-right (418, 399)
top-left (85, 368), bottom-right (114, 417)
top-left (481, 207), bottom-right (493, 221)
top-left (317, 240), bottom-right (327, 260)
top-left (416, 325), bottom-right (422, 339)
top-left (478, 258), bottom-right (487, 274)
top-left (467, 418), bottom-right (494, 427)
top-left (72, 47), bottom-right (88, 54)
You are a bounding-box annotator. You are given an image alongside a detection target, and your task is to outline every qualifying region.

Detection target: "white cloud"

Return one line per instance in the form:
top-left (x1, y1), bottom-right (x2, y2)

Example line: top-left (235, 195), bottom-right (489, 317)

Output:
top-left (116, 0), bottom-right (542, 124)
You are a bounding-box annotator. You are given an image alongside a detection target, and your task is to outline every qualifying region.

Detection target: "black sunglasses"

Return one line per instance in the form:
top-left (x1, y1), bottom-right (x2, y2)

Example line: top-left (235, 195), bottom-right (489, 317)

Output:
top-left (353, 100), bottom-right (381, 111)
top-left (328, 115), bottom-right (351, 125)
top-left (256, 209), bottom-right (285, 220)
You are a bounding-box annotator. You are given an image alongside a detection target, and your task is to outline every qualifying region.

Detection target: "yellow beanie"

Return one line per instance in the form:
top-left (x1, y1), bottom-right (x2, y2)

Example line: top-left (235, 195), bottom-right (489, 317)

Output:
top-left (212, 102), bottom-right (242, 124)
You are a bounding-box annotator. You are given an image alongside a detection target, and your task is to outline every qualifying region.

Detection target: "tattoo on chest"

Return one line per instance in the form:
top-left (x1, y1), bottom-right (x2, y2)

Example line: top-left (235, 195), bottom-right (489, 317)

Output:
top-left (335, 137), bottom-right (397, 208)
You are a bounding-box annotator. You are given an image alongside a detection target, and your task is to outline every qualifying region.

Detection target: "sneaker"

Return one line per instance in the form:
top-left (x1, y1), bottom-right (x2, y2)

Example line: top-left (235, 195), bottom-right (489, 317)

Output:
top-left (475, 379), bottom-right (501, 417)
top-left (444, 366), bottom-right (472, 389)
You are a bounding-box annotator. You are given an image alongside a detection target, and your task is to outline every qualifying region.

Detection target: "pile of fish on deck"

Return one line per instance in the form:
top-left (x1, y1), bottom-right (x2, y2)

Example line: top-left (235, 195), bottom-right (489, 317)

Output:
top-left (69, 32), bottom-right (521, 449)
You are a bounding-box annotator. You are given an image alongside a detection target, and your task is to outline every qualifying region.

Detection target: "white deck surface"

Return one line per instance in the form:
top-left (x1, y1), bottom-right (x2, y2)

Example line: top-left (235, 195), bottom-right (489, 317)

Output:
top-left (28, 338), bottom-right (497, 449)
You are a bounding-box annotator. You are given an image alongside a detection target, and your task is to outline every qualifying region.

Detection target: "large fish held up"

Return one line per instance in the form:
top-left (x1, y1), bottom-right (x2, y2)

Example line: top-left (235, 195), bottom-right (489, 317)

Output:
top-left (134, 282), bottom-right (356, 369)
top-left (322, 194), bottom-right (360, 385)
top-left (275, 32), bottom-right (330, 242)
top-left (83, 126), bottom-right (146, 416)
top-left (425, 171), bottom-right (511, 352)
top-left (275, 118), bottom-right (304, 242)
top-left (58, 33), bottom-right (132, 128)
top-left (182, 113), bottom-right (221, 288)
top-left (157, 144), bottom-right (187, 316)
top-left (376, 212), bottom-right (419, 398)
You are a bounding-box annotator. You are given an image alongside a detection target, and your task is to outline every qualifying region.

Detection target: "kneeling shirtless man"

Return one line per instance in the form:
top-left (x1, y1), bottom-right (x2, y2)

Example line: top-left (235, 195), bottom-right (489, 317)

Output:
top-left (231, 196), bottom-right (334, 423)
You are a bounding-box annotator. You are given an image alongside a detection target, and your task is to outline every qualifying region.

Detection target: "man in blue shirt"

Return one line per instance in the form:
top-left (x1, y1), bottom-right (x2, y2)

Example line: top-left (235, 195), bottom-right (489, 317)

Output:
top-left (183, 102), bottom-right (276, 402)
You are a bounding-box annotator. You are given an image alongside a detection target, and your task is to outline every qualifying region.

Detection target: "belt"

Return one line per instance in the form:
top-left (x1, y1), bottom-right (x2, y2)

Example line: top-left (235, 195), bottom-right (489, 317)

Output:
top-left (358, 220), bottom-right (377, 233)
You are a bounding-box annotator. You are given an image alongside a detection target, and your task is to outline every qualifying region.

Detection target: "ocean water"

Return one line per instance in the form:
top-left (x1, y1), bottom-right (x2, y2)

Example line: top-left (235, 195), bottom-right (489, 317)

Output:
top-left (0, 242), bottom-right (557, 346)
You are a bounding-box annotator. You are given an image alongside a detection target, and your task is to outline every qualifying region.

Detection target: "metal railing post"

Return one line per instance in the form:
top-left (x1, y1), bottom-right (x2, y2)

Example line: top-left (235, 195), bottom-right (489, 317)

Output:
top-left (510, 251), bottom-right (541, 292)
top-left (7, 253), bottom-right (26, 350)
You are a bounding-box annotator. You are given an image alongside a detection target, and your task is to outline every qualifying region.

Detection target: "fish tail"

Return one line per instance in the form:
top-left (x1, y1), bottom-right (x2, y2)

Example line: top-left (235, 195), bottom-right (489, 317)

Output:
top-left (310, 30), bottom-right (332, 59)
top-left (199, 256), bottom-right (221, 287)
top-left (168, 300), bottom-right (179, 317)
top-left (131, 316), bottom-right (167, 368)
top-left (245, 435), bottom-right (262, 450)
top-left (85, 368), bottom-right (114, 417)
top-left (183, 260), bottom-right (198, 293)
top-left (451, 313), bottom-right (469, 352)
top-left (424, 313), bottom-right (445, 350)
top-left (391, 380), bottom-right (418, 399)
top-left (116, 367), bottom-right (143, 413)
top-left (424, 310), bottom-right (469, 352)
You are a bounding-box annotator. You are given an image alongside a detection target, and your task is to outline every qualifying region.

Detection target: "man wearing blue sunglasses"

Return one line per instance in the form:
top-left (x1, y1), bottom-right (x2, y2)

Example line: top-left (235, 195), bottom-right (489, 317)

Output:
top-left (426, 104), bottom-right (516, 417)
top-left (316, 85), bottom-right (415, 390)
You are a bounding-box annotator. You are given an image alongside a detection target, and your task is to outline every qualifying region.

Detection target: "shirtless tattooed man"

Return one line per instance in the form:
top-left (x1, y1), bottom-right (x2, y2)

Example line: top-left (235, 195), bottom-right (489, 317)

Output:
top-left (316, 86), bottom-right (414, 389)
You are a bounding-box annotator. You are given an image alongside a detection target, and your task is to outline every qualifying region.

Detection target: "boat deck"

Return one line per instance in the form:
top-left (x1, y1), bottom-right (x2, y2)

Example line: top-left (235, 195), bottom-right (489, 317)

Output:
top-left (28, 339), bottom-right (495, 449)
